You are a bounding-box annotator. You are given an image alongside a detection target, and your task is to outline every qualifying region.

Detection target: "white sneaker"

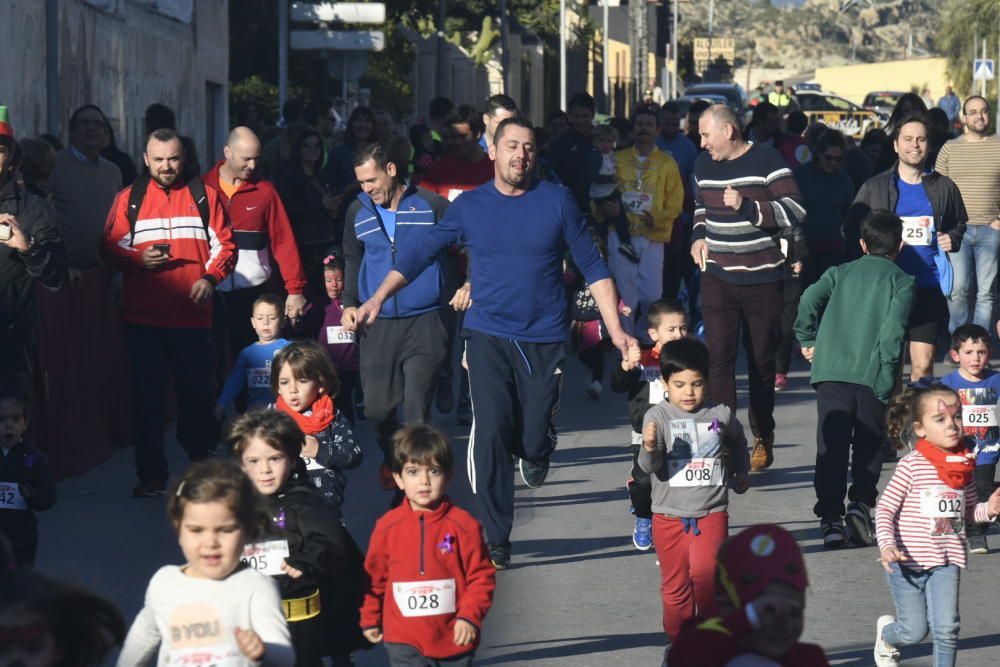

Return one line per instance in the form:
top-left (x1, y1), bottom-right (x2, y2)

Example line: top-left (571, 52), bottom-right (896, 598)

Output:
top-left (874, 615), bottom-right (900, 667)
top-left (586, 380), bottom-right (603, 400)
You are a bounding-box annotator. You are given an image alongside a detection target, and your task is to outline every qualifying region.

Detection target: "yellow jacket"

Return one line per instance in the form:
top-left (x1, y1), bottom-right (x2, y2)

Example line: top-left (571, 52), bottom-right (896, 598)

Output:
top-left (609, 146), bottom-right (683, 243)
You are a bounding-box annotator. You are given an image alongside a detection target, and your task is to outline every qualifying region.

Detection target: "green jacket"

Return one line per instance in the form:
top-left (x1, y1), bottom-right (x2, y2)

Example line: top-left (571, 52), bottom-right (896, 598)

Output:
top-left (794, 255), bottom-right (915, 403)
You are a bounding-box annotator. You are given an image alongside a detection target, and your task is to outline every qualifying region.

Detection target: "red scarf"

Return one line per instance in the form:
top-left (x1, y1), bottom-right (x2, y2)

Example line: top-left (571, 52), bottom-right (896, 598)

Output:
top-left (275, 394), bottom-right (335, 435)
top-left (915, 438), bottom-right (976, 490)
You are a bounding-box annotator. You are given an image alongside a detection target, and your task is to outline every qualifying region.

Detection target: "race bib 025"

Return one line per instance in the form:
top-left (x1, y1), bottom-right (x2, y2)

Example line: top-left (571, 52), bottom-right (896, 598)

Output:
top-left (900, 216), bottom-right (933, 247)
top-left (962, 404), bottom-right (998, 428)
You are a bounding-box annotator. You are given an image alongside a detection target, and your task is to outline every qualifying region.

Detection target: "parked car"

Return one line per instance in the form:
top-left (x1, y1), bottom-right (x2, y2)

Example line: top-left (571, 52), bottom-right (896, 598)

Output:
top-left (791, 90), bottom-right (883, 139)
top-left (863, 90), bottom-right (906, 120)
top-left (683, 83), bottom-right (751, 122)
top-left (795, 82), bottom-right (822, 92)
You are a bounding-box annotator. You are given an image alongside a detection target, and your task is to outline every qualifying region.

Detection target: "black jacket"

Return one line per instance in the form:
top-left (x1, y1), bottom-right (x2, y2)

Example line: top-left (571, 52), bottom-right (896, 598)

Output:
top-left (548, 129), bottom-right (592, 211)
top-left (260, 466), bottom-right (367, 653)
top-left (0, 179), bottom-right (66, 338)
top-left (611, 357), bottom-right (662, 433)
top-left (844, 165), bottom-right (967, 261)
top-left (0, 439), bottom-right (57, 565)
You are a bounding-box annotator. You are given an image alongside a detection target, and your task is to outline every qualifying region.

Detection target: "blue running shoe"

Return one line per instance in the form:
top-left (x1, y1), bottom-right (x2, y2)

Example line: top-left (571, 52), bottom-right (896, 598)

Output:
top-left (633, 517), bottom-right (653, 550)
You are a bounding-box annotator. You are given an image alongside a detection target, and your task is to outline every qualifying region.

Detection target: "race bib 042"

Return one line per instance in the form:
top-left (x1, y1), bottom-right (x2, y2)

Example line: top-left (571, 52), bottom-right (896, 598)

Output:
top-left (240, 539), bottom-right (290, 576)
top-left (392, 578), bottom-right (456, 618)
top-left (0, 482), bottom-right (26, 510)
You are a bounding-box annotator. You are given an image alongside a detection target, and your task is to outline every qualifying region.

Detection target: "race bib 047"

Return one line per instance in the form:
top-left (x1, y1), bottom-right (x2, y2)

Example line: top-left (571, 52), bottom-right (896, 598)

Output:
top-left (621, 191), bottom-right (653, 214)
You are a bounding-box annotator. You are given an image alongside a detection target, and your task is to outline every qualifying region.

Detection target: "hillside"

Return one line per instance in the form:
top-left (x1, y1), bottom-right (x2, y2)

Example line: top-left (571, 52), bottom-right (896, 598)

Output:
top-left (679, 0), bottom-right (945, 74)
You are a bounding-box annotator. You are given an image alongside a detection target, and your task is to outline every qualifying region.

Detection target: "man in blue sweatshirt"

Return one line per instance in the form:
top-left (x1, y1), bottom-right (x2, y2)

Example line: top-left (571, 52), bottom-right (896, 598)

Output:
top-left (356, 117), bottom-right (635, 569)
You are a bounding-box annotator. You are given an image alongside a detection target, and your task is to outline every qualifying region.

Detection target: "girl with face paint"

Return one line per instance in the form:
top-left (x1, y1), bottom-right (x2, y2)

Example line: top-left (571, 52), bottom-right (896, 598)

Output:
top-left (872, 385), bottom-right (1000, 667)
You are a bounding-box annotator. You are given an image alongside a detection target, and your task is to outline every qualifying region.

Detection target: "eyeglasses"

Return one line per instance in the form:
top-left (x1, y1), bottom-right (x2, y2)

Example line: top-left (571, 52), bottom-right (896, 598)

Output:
top-left (820, 153), bottom-right (842, 163)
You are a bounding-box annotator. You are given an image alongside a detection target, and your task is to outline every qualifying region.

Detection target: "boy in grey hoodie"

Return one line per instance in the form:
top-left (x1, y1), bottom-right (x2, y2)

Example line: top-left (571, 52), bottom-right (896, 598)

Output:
top-left (639, 337), bottom-right (750, 642)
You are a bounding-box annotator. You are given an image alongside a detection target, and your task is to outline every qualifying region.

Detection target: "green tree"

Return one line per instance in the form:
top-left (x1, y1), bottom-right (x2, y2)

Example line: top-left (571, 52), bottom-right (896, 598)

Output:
top-left (938, 0), bottom-right (999, 99)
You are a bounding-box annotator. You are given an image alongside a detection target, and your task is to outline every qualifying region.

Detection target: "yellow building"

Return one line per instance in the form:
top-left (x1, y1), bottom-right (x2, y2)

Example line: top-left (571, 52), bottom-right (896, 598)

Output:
top-left (814, 57), bottom-right (951, 105)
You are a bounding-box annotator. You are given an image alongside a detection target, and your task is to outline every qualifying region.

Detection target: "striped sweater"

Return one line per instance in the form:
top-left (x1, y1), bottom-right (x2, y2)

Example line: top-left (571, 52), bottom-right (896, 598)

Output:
top-left (934, 135), bottom-right (1000, 226)
top-left (692, 143), bottom-right (806, 285)
top-left (875, 450), bottom-right (995, 571)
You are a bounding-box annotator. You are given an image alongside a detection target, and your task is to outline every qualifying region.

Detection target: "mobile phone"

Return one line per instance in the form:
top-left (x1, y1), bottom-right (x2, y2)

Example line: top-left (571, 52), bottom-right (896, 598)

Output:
top-left (152, 243), bottom-right (171, 256)
top-left (0, 223), bottom-right (10, 242)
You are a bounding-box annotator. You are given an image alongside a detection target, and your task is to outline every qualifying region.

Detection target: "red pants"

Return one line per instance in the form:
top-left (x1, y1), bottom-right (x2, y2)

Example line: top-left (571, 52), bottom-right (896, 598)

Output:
top-left (653, 511), bottom-right (728, 641)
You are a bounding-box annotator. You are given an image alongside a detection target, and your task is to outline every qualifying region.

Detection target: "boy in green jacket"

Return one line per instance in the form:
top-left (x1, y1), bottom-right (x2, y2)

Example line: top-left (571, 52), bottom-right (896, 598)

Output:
top-left (794, 211), bottom-right (914, 550)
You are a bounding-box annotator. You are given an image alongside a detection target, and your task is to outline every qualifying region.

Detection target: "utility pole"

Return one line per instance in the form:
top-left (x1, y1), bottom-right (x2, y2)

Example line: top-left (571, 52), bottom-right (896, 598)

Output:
top-left (672, 0), bottom-right (678, 99)
top-left (560, 0), bottom-right (567, 111)
top-left (500, 0), bottom-right (510, 95)
top-left (436, 0), bottom-right (448, 98)
top-left (629, 0), bottom-right (648, 106)
top-left (603, 0), bottom-right (610, 112)
top-left (278, 0), bottom-right (288, 116)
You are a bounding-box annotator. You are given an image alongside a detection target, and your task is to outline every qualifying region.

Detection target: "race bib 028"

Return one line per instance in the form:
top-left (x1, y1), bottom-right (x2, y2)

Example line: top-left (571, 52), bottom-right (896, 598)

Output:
top-left (392, 578), bottom-right (456, 618)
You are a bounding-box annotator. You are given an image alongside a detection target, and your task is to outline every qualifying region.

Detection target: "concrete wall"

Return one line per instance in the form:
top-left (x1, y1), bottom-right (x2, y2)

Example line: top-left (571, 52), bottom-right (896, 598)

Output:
top-left (1, 0), bottom-right (229, 167)
top-left (814, 57), bottom-right (950, 105)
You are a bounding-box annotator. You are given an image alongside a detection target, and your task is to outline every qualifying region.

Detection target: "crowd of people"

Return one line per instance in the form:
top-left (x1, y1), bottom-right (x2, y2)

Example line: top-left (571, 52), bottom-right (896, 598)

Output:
top-left (0, 79), bottom-right (998, 667)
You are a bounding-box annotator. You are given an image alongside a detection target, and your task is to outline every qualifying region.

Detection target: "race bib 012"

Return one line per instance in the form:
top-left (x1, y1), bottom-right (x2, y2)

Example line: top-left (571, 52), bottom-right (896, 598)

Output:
top-left (962, 404), bottom-right (998, 428)
top-left (240, 539), bottom-right (290, 576)
top-left (0, 482), bottom-right (26, 510)
top-left (326, 325), bottom-right (355, 345)
top-left (392, 578), bottom-right (456, 618)
top-left (900, 216), bottom-right (933, 247)
top-left (920, 484), bottom-right (964, 536)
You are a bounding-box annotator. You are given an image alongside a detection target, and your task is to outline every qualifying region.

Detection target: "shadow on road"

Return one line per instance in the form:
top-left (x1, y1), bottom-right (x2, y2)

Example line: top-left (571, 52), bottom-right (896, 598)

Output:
top-left (478, 632), bottom-right (666, 664)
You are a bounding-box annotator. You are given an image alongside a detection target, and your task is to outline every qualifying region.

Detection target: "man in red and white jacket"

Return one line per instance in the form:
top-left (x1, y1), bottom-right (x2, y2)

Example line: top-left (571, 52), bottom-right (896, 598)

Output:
top-left (202, 126), bottom-right (307, 358)
top-left (103, 128), bottom-right (236, 497)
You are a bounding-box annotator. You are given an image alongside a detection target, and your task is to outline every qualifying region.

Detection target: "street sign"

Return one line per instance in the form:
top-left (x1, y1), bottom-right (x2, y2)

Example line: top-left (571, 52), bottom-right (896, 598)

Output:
top-left (291, 2), bottom-right (386, 24)
top-left (291, 29), bottom-right (385, 51)
top-left (973, 59), bottom-right (995, 81)
top-left (694, 37), bottom-right (735, 75)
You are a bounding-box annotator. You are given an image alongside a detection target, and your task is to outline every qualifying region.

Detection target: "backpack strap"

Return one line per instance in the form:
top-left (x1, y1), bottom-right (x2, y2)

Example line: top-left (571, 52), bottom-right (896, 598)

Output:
top-left (126, 174), bottom-right (151, 247)
top-left (187, 176), bottom-right (212, 237)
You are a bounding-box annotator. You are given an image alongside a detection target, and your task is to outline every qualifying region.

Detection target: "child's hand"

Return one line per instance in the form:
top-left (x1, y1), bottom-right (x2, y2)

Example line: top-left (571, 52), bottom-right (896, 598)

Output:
top-left (453, 619), bottom-right (477, 646)
top-left (622, 340), bottom-right (641, 371)
top-left (234, 628), bottom-right (265, 661)
top-left (986, 487), bottom-right (1000, 519)
top-left (879, 546), bottom-right (905, 573)
top-left (302, 435), bottom-right (320, 458)
top-left (363, 627), bottom-right (383, 643)
top-left (280, 560), bottom-right (303, 579)
top-left (642, 421), bottom-right (658, 452)
top-left (214, 405), bottom-right (225, 421)
top-left (801, 346), bottom-right (814, 363)
top-left (730, 471), bottom-right (750, 494)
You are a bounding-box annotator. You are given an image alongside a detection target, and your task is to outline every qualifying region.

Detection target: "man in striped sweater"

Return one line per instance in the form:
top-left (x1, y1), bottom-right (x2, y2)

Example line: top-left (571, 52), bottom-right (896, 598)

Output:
top-left (690, 105), bottom-right (807, 472)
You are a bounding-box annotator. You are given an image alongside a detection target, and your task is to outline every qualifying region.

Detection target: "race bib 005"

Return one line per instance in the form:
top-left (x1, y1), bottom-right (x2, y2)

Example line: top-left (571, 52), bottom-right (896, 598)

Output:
top-left (240, 539), bottom-right (290, 576)
top-left (900, 216), bottom-right (933, 247)
top-left (0, 482), bottom-right (26, 510)
top-left (392, 578), bottom-right (456, 618)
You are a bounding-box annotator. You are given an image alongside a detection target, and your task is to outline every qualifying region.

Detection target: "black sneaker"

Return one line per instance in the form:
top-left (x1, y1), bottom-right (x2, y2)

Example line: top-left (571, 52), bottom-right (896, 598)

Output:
top-left (519, 456), bottom-right (550, 488)
top-left (969, 534), bottom-right (989, 554)
top-left (845, 500), bottom-right (875, 547)
top-left (132, 480), bottom-right (166, 498)
top-left (435, 378), bottom-right (455, 414)
top-left (618, 242), bottom-right (641, 263)
top-left (820, 518), bottom-right (846, 548)
top-left (488, 542), bottom-right (511, 570)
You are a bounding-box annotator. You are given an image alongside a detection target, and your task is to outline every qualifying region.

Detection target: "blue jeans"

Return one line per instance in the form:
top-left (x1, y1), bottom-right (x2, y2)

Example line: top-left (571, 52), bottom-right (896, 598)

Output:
top-left (882, 563), bottom-right (960, 667)
top-left (947, 224), bottom-right (1000, 332)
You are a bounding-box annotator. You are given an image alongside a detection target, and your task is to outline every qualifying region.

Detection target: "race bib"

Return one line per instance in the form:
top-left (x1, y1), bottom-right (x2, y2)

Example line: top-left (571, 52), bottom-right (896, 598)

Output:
top-left (648, 378), bottom-right (666, 405)
top-left (0, 483), bottom-right (26, 510)
top-left (668, 457), bottom-right (723, 487)
top-left (247, 368), bottom-right (270, 388)
top-left (921, 484), bottom-right (964, 536)
top-left (621, 191), bottom-right (653, 214)
top-left (962, 404), bottom-right (998, 428)
top-left (901, 216), bottom-right (933, 247)
top-left (392, 578), bottom-right (456, 618)
top-left (326, 325), bottom-right (355, 345)
top-left (240, 539), bottom-right (290, 576)
top-left (167, 646), bottom-right (242, 667)
top-left (447, 188), bottom-right (464, 202)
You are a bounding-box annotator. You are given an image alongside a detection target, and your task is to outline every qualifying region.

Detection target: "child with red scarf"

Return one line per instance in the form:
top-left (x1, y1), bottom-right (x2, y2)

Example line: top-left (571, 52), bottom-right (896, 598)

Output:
top-left (668, 524), bottom-right (830, 667)
top-left (873, 384), bottom-right (1000, 667)
top-left (271, 340), bottom-right (362, 511)
top-left (609, 298), bottom-right (688, 551)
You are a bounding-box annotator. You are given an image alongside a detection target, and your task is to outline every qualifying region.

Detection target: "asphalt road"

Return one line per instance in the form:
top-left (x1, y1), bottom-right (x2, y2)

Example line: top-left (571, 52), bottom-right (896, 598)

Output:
top-left (36, 353), bottom-right (998, 666)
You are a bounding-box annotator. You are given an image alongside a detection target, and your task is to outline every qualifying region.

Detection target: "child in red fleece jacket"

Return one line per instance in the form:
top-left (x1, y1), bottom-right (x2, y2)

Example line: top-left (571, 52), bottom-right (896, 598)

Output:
top-left (361, 425), bottom-right (495, 666)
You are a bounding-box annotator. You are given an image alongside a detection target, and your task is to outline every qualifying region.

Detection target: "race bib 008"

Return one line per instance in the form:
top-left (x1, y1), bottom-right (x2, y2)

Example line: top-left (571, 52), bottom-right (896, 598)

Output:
top-left (392, 578), bottom-right (456, 618)
top-left (668, 457), bottom-right (723, 487)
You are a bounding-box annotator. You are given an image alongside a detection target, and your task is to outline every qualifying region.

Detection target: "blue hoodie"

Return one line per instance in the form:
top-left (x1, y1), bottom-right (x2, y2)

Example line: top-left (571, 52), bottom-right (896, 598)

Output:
top-left (343, 185), bottom-right (451, 318)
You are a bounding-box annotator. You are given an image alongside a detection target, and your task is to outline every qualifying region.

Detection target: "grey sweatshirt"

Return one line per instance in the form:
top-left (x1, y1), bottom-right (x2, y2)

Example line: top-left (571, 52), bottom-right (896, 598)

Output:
top-left (639, 401), bottom-right (749, 518)
top-left (117, 565), bottom-right (294, 667)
